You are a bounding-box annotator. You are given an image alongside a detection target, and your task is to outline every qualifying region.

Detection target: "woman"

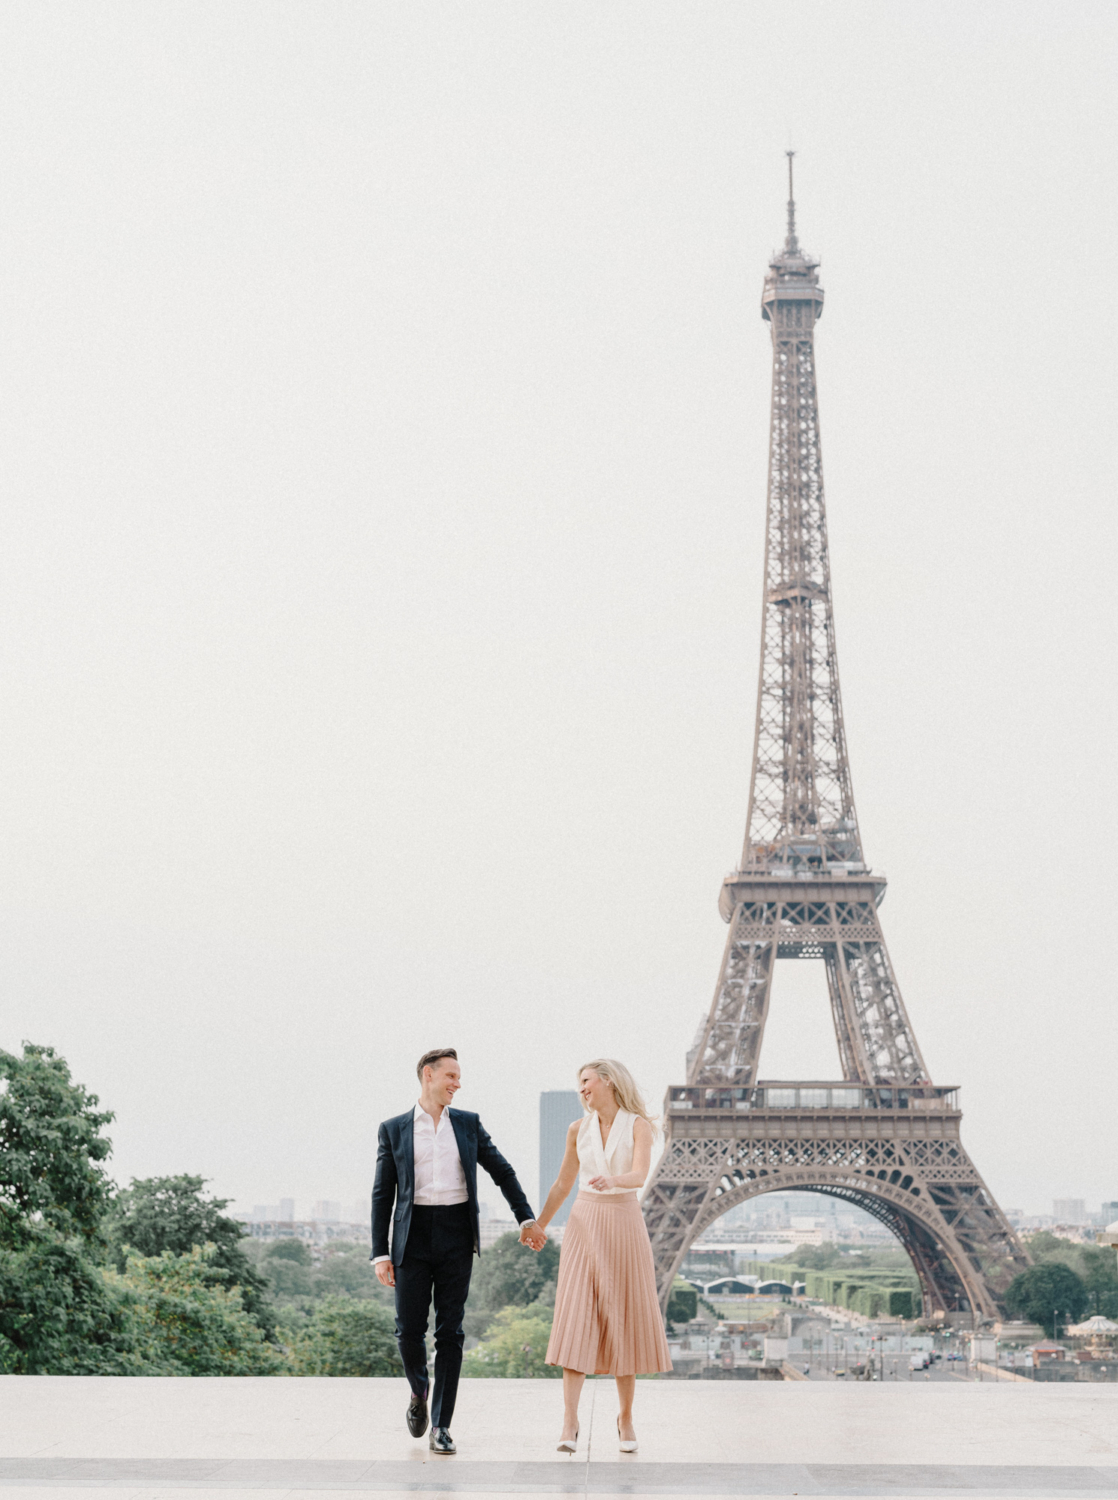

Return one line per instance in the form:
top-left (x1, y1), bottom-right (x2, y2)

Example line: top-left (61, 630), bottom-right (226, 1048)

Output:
top-left (537, 1058), bottom-right (671, 1453)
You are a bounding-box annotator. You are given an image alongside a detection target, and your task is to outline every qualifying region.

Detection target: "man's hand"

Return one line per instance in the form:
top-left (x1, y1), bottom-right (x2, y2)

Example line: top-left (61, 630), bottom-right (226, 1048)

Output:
top-left (519, 1219), bottom-right (547, 1251)
top-left (374, 1260), bottom-right (396, 1287)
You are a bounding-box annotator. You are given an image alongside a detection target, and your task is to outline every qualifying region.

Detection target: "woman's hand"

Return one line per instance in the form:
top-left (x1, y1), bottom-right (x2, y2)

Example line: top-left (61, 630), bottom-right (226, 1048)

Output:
top-left (588, 1174), bottom-right (617, 1191)
top-left (519, 1219), bottom-right (547, 1251)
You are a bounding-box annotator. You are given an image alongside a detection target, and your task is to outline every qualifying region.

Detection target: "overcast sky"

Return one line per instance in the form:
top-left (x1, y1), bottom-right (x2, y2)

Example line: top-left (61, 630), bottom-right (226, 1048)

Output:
top-left (0, 2), bottom-right (1114, 1224)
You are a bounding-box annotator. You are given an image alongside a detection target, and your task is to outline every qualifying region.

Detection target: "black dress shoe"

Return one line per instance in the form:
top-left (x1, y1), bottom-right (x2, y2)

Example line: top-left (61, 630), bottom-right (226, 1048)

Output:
top-left (406, 1395), bottom-right (428, 1438)
top-left (429, 1427), bottom-right (456, 1454)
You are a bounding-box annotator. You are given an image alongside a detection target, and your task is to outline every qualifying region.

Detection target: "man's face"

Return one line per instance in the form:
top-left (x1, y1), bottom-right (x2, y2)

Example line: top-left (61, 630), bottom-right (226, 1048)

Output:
top-left (425, 1058), bottom-right (461, 1107)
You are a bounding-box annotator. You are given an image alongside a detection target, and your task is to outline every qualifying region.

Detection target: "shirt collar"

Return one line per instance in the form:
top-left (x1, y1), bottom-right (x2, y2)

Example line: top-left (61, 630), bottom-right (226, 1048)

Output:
top-left (414, 1101), bottom-right (449, 1128)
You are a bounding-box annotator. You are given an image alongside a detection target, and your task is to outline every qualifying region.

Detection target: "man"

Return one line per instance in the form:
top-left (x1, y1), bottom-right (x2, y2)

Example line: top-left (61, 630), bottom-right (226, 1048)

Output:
top-left (372, 1047), bottom-right (545, 1455)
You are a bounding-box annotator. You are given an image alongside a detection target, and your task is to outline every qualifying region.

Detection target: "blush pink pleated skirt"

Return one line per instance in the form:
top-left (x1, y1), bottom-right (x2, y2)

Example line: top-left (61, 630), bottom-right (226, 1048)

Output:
top-left (545, 1191), bottom-right (673, 1376)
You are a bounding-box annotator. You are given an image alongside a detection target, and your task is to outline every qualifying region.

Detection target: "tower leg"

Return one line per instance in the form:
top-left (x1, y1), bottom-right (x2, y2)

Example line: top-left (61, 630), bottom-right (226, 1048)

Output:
top-left (687, 904), bottom-right (775, 1088)
top-left (642, 1109), bottom-right (1030, 1320)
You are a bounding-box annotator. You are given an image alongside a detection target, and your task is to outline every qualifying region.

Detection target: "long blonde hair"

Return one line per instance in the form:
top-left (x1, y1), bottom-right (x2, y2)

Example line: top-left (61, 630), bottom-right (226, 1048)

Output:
top-left (578, 1058), bottom-right (657, 1131)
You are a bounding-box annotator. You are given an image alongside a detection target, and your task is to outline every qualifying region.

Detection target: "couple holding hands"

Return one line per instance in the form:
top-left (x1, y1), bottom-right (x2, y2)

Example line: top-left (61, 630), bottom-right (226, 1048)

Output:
top-left (371, 1048), bottom-right (671, 1456)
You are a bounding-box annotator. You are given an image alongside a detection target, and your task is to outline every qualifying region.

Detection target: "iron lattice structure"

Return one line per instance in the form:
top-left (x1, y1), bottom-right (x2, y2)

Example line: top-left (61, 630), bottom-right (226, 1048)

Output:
top-left (642, 161), bottom-right (1028, 1322)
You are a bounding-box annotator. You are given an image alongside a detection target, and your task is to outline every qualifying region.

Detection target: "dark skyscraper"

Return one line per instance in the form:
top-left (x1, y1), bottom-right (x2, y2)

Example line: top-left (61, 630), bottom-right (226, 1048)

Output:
top-left (539, 1090), bottom-right (582, 1226)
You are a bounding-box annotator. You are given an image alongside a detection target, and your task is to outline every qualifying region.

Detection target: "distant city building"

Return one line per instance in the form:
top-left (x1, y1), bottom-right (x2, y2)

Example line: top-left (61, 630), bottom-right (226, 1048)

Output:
top-left (1102, 1202), bottom-right (1118, 1222)
top-left (479, 1215), bottom-right (517, 1249)
top-left (539, 1090), bottom-right (583, 1227)
top-left (279, 1198), bottom-right (295, 1223)
top-left (236, 1217), bottom-right (369, 1249)
top-left (312, 1200), bottom-right (341, 1222)
top-left (1053, 1199), bottom-right (1087, 1225)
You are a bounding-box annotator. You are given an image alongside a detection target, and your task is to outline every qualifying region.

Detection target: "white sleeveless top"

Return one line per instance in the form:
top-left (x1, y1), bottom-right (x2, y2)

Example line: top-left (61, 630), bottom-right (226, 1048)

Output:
top-left (577, 1109), bottom-right (637, 1195)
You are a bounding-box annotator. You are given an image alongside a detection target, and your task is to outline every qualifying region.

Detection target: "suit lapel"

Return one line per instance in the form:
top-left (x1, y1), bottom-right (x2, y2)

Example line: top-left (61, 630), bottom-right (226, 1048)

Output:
top-left (399, 1110), bottom-right (415, 1199)
top-left (448, 1108), bottom-right (473, 1171)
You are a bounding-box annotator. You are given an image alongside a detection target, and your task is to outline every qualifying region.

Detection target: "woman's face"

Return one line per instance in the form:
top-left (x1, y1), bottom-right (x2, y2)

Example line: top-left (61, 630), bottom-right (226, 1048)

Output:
top-left (579, 1067), bottom-right (614, 1113)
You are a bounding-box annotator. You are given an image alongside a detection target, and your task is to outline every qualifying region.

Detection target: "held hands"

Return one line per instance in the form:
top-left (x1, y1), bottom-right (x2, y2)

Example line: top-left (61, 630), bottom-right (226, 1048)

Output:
top-left (519, 1219), bottom-right (547, 1252)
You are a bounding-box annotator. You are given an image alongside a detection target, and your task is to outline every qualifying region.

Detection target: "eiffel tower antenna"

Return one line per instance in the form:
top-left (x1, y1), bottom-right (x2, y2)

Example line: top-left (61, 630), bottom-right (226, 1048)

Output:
top-left (785, 149), bottom-right (798, 252)
top-left (641, 165), bottom-right (1028, 1323)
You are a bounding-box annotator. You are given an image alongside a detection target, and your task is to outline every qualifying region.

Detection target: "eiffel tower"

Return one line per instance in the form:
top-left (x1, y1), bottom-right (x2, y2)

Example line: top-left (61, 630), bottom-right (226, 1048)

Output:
top-left (641, 158), bottom-right (1028, 1322)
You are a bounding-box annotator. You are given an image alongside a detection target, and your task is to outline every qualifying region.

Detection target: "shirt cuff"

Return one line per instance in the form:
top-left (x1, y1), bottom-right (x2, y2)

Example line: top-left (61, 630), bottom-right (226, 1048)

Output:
top-left (372, 1254), bottom-right (390, 1265)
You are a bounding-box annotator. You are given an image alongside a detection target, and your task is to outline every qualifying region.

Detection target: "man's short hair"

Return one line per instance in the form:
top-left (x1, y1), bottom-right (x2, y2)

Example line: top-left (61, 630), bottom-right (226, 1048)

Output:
top-left (417, 1047), bottom-right (458, 1081)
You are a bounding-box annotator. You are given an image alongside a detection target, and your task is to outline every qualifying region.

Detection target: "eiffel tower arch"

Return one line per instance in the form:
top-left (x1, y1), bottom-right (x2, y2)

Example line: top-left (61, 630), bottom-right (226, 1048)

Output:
top-left (641, 159), bottom-right (1029, 1323)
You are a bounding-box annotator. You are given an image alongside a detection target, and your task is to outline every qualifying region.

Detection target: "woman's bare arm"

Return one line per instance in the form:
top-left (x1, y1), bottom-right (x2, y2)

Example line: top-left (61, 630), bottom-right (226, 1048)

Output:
top-left (536, 1120), bottom-right (582, 1229)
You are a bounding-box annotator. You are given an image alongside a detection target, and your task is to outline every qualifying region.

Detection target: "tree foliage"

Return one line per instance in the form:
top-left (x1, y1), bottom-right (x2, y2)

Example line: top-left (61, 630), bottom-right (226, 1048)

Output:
top-left (255, 1237), bottom-right (397, 1309)
top-left (778, 1243), bottom-right (912, 1273)
top-left (265, 1238), bottom-right (312, 1265)
top-left (312, 1242), bottom-right (391, 1302)
top-left (462, 1305), bottom-right (559, 1378)
top-left (109, 1175), bottom-right (275, 1336)
top-left (0, 1044), bottom-right (150, 1374)
top-left (468, 1231), bottom-right (560, 1314)
top-left (666, 1278), bottom-right (697, 1326)
top-left (264, 1252), bottom-right (313, 1299)
top-left (289, 1296), bottom-right (401, 1376)
top-left (115, 1247), bottom-right (284, 1375)
top-left (1025, 1233), bottom-right (1118, 1320)
top-left (0, 1228), bottom-right (154, 1373)
top-left (0, 1044), bottom-right (114, 1247)
top-left (1082, 1251), bottom-right (1118, 1319)
top-left (1005, 1261), bottom-right (1088, 1337)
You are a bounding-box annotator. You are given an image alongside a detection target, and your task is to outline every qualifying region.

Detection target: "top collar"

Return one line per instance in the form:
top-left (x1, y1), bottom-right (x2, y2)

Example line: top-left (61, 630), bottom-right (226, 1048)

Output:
top-left (414, 1100), bottom-right (451, 1129)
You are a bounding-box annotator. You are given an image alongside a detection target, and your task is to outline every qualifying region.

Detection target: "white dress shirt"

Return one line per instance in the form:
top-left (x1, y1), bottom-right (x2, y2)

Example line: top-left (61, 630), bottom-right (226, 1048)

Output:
top-left (372, 1103), bottom-right (468, 1265)
top-left (412, 1101), bottom-right (469, 1206)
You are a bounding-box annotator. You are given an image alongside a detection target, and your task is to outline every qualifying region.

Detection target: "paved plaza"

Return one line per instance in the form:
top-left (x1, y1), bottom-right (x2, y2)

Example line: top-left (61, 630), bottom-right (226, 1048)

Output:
top-left (1, 1376), bottom-right (1117, 1499)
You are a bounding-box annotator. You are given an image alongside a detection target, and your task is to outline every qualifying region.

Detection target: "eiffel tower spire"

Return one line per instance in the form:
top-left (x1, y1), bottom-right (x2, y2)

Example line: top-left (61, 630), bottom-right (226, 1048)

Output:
top-left (746, 152), bottom-right (859, 876)
top-left (784, 148), bottom-right (799, 254)
top-left (640, 167), bottom-right (1028, 1323)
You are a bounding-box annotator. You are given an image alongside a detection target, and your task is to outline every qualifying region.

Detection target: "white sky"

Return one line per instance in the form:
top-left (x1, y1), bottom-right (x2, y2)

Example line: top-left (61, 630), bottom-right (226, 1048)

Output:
top-left (0, 2), bottom-right (1114, 1223)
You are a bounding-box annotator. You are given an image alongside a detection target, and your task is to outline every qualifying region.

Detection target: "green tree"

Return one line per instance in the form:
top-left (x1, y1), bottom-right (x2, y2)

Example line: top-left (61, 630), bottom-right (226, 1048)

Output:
top-left (779, 1244), bottom-right (847, 1271)
top-left (267, 1238), bottom-right (312, 1263)
top-left (1026, 1231), bottom-right (1071, 1261)
top-left (666, 1278), bottom-right (697, 1326)
top-left (887, 1288), bottom-right (916, 1319)
top-left (1080, 1248), bottom-right (1118, 1318)
top-left (109, 1175), bottom-right (275, 1337)
top-left (0, 1230), bottom-right (157, 1374)
top-left (115, 1247), bottom-right (286, 1375)
top-left (289, 1295), bottom-right (401, 1376)
top-left (0, 1044), bottom-right (158, 1374)
top-left (312, 1242), bottom-right (391, 1303)
top-left (468, 1231), bottom-right (560, 1316)
top-left (0, 1044), bottom-right (114, 1247)
top-left (1023, 1234), bottom-right (1118, 1320)
top-left (1005, 1262), bottom-right (1088, 1337)
top-left (262, 1239), bottom-right (313, 1299)
top-left (462, 1306), bottom-right (559, 1378)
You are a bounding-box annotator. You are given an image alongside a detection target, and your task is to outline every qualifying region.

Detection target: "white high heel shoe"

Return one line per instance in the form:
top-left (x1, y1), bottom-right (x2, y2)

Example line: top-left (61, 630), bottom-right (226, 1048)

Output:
top-left (557, 1423), bottom-right (579, 1453)
top-left (617, 1417), bottom-right (637, 1453)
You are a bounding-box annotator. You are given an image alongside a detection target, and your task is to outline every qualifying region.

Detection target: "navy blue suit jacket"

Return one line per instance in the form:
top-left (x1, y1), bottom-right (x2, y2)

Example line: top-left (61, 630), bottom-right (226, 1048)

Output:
top-left (371, 1107), bottom-right (535, 1265)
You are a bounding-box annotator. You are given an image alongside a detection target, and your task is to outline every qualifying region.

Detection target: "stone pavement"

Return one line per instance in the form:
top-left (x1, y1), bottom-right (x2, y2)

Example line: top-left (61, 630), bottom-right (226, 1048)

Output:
top-left (2, 1376), bottom-right (1117, 1499)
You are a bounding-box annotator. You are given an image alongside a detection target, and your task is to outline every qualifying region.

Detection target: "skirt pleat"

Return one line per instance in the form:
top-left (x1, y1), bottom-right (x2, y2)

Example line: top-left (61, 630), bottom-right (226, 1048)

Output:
top-left (545, 1191), bottom-right (673, 1376)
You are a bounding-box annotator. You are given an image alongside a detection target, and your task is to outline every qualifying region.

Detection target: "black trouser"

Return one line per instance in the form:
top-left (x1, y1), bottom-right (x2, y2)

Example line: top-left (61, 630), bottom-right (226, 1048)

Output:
top-left (394, 1203), bottom-right (474, 1430)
